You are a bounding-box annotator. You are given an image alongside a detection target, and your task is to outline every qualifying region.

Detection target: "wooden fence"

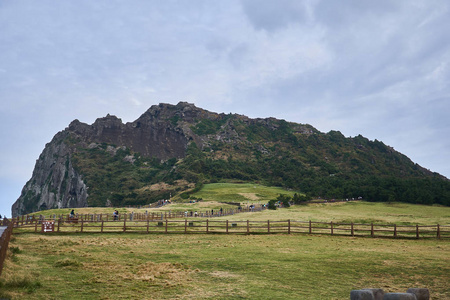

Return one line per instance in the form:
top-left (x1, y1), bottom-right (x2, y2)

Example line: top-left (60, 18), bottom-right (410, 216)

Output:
top-left (12, 205), bottom-right (264, 226)
top-left (0, 218), bottom-right (14, 277)
top-left (12, 217), bottom-right (450, 239)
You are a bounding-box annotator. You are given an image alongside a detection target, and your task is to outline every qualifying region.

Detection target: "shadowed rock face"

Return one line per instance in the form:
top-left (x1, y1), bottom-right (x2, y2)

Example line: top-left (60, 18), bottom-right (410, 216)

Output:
top-left (12, 131), bottom-right (88, 217)
top-left (67, 103), bottom-right (198, 160)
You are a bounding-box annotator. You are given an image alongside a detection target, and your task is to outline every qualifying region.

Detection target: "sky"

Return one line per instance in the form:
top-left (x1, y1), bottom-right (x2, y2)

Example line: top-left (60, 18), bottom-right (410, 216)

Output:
top-left (1, 0), bottom-right (449, 217)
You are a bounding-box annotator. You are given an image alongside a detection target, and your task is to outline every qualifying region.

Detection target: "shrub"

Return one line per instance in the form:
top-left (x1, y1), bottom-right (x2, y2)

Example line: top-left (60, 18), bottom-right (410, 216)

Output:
top-left (268, 200), bottom-right (277, 210)
top-left (180, 193), bottom-right (190, 199)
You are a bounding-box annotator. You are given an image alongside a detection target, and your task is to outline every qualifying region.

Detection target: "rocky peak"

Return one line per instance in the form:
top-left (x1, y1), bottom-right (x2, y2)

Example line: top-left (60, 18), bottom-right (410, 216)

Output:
top-left (92, 114), bottom-right (123, 128)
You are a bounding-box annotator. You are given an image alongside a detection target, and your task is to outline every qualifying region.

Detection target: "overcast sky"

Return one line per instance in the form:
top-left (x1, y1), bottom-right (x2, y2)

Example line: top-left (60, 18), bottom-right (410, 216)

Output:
top-left (1, 0), bottom-right (449, 217)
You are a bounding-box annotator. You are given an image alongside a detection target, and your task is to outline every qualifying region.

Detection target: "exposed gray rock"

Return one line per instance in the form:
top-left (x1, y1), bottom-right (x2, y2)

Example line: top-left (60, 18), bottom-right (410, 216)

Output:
top-left (123, 155), bottom-right (136, 164)
top-left (406, 288), bottom-right (429, 300)
top-left (383, 293), bottom-right (417, 300)
top-left (12, 131), bottom-right (88, 217)
top-left (363, 289), bottom-right (385, 300)
top-left (350, 290), bottom-right (375, 300)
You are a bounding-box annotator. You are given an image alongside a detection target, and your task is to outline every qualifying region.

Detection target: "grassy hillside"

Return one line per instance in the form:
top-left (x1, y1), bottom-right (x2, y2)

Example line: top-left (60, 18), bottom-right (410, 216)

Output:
top-left (188, 182), bottom-right (301, 204)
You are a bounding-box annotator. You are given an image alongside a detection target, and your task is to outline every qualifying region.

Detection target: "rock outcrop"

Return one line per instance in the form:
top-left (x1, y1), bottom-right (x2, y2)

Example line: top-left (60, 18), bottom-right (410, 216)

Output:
top-left (12, 102), bottom-right (215, 216)
top-left (12, 131), bottom-right (88, 217)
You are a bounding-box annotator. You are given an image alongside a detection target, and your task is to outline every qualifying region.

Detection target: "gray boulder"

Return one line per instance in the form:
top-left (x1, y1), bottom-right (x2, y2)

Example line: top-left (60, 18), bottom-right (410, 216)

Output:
top-left (406, 288), bottom-right (429, 300)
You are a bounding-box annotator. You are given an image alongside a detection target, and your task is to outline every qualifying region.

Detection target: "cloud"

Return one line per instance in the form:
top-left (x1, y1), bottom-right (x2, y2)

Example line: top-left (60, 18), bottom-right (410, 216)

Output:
top-left (240, 0), bottom-right (315, 31)
top-left (1, 0), bottom-right (450, 216)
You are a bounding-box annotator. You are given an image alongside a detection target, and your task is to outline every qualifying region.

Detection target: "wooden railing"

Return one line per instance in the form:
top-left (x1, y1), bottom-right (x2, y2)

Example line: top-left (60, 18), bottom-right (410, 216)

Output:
top-left (12, 205), bottom-right (264, 226)
top-left (13, 217), bottom-right (450, 239)
top-left (0, 218), bottom-right (15, 277)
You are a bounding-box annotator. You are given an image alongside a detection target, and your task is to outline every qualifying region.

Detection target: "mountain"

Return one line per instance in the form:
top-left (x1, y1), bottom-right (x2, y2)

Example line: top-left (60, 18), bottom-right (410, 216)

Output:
top-left (12, 102), bottom-right (450, 217)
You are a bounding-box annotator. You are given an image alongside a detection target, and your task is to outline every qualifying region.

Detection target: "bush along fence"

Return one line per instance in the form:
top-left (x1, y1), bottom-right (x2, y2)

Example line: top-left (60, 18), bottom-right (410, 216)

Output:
top-left (12, 216), bottom-right (450, 239)
top-left (0, 218), bottom-right (14, 277)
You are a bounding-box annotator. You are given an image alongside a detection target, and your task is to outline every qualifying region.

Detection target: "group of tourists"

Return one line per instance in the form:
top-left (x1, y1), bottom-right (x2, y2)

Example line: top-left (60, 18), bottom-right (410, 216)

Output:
top-left (184, 211), bottom-right (199, 217)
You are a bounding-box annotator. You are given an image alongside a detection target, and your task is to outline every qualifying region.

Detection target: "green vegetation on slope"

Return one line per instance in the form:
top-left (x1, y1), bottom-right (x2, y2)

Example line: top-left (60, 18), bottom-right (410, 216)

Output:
top-left (71, 144), bottom-right (180, 207)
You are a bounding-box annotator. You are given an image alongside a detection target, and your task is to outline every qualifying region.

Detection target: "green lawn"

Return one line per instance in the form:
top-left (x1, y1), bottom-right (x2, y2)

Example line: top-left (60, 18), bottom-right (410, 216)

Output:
top-left (1, 233), bottom-right (449, 299)
top-left (219, 201), bottom-right (450, 225)
top-left (191, 182), bottom-right (301, 204)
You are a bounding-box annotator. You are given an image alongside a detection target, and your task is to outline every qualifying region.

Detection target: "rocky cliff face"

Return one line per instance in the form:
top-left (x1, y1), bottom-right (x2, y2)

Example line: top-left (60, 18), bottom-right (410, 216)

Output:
top-left (12, 131), bottom-right (88, 217)
top-left (12, 102), bottom-right (219, 216)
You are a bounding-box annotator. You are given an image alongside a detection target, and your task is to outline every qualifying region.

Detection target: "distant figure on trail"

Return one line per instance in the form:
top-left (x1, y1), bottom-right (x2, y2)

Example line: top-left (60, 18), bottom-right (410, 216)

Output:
top-left (113, 210), bottom-right (119, 221)
top-left (70, 210), bottom-right (75, 218)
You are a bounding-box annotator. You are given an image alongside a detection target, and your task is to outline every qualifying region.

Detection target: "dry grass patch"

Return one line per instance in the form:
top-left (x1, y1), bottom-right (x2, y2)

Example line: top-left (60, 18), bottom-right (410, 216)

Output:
top-left (237, 192), bottom-right (260, 201)
top-left (121, 261), bottom-right (195, 284)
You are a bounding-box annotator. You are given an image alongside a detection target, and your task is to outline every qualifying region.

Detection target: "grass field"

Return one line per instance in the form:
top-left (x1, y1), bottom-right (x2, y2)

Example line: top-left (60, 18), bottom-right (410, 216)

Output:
top-left (3, 183), bottom-right (449, 299)
top-left (31, 201), bottom-right (450, 227)
top-left (1, 233), bottom-right (449, 299)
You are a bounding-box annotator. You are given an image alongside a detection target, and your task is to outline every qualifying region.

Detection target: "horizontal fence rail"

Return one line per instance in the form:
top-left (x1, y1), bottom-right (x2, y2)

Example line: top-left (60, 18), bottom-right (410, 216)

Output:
top-left (12, 216), bottom-right (450, 239)
top-left (0, 219), bottom-right (14, 277)
top-left (12, 205), bottom-right (265, 226)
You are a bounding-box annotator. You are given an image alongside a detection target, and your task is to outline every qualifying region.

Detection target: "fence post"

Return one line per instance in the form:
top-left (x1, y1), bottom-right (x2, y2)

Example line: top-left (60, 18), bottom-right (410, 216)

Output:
top-left (331, 221), bottom-right (333, 235)
top-left (416, 225), bottom-right (419, 239)
top-left (309, 220), bottom-right (312, 234)
top-left (351, 222), bottom-right (354, 237)
top-left (146, 219), bottom-right (149, 234)
top-left (35, 221), bottom-right (38, 233)
top-left (123, 214), bottom-right (127, 232)
top-left (206, 219), bottom-right (209, 233)
top-left (185, 219), bottom-right (187, 234)
top-left (57, 219), bottom-right (61, 232)
top-left (165, 219), bottom-right (168, 234)
top-left (268, 220), bottom-right (270, 233)
top-left (81, 219), bottom-right (84, 232)
top-left (226, 220), bottom-right (229, 234)
top-left (394, 224), bottom-right (397, 238)
top-left (371, 223), bottom-right (374, 238)
top-left (247, 220), bottom-right (250, 234)
top-left (288, 219), bottom-right (291, 234)
top-left (437, 224), bottom-right (440, 239)
top-left (101, 221), bottom-right (104, 233)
